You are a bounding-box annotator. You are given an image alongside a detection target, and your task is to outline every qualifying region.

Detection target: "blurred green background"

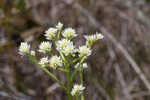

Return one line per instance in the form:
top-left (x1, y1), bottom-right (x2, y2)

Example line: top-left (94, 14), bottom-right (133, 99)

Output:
top-left (0, 0), bottom-right (150, 100)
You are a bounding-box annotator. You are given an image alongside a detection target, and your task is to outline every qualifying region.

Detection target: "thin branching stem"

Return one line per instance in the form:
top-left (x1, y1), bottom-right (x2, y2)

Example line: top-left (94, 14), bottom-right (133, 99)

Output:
top-left (28, 55), bottom-right (68, 93)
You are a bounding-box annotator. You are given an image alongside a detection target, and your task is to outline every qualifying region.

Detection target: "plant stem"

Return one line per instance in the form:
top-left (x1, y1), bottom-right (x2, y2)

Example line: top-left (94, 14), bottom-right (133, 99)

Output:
top-left (57, 29), bottom-right (61, 40)
top-left (41, 67), bottom-right (67, 92)
top-left (76, 95), bottom-right (80, 100)
top-left (71, 67), bottom-right (79, 81)
top-left (28, 55), bottom-right (68, 93)
top-left (66, 57), bottom-right (73, 100)
top-left (71, 57), bottom-right (85, 81)
top-left (59, 52), bottom-right (72, 100)
top-left (56, 67), bottom-right (68, 72)
top-left (80, 70), bottom-right (84, 100)
top-left (79, 57), bottom-right (86, 100)
top-left (70, 57), bottom-right (81, 65)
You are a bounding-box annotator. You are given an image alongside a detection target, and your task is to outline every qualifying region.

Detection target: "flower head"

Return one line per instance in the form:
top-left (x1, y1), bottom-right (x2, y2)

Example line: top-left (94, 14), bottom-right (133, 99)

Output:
top-left (45, 28), bottom-right (57, 40)
top-left (39, 57), bottom-right (49, 67)
top-left (19, 42), bottom-right (30, 55)
top-left (84, 33), bottom-right (104, 47)
top-left (71, 84), bottom-right (85, 96)
top-left (39, 41), bottom-right (51, 54)
top-left (30, 50), bottom-right (35, 56)
top-left (56, 39), bottom-right (76, 56)
top-left (82, 63), bottom-right (88, 69)
top-left (56, 22), bottom-right (63, 30)
top-left (78, 45), bottom-right (91, 57)
top-left (49, 55), bottom-right (62, 69)
top-left (62, 28), bottom-right (77, 39)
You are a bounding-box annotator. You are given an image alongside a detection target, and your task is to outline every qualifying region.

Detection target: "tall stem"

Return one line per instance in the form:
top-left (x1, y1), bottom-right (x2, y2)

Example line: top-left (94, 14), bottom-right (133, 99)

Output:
top-left (59, 53), bottom-right (73, 100)
top-left (66, 58), bottom-right (73, 100)
top-left (28, 55), bottom-right (68, 93)
top-left (80, 70), bottom-right (84, 100)
top-left (57, 29), bottom-right (61, 40)
top-left (76, 95), bottom-right (80, 100)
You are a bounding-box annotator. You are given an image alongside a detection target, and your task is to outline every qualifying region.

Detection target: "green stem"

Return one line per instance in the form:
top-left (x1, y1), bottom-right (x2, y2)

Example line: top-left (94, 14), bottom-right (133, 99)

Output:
top-left (71, 67), bottom-right (79, 81)
top-left (59, 52), bottom-right (73, 100)
top-left (66, 66), bottom-right (72, 100)
top-left (41, 67), bottom-right (67, 92)
top-left (66, 57), bottom-right (73, 100)
top-left (56, 67), bottom-right (68, 72)
top-left (79, 57), bottom-right (86, 100)
top-left (71, 57), bottom-right (85, 81)
top-left (76, 95), bottom-right (80, 100)
top-left (70, 57), bottom-right (81, 65)
top-left (28, 55), bottom-right (68, 93)
top-left (80, 70), bottom-right (84, 100)
top-left (57, 29), bottom-right (61, 40)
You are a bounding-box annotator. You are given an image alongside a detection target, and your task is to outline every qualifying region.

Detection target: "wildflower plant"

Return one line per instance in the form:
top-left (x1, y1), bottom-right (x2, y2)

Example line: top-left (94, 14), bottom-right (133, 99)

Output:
top-left (19, 22), bottom-right (104, 100)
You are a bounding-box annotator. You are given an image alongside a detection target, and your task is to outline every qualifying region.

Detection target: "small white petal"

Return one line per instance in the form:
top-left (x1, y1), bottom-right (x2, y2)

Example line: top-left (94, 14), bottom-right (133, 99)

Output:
top-left (30, 50), bottom-right (35, 56)
top-left (95, 32), bottom-right (104, 39)
top-left (39, 57), bottom-right (49, 67)
top-left (82, 63), bottom-right (88, 69)
top-left (45, 28), bottom-right (57, 40)
top-left (56, 22), bottom-right (63, 30)
top-left (49, 56), bottom-right (62, 69)
top-left (78, 45), bottom-right (91, 57)
top-left (84, 33), bottom-right (104, 46)
top-left (62, 28), bottom-right (77, 39)
top-left (56, 39), bottom-right (76, 56)
top-left (39, 41), bottom-right (51, 53)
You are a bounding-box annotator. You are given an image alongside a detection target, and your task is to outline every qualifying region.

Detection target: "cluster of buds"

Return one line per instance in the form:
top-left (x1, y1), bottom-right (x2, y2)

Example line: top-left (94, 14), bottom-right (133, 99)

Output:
top-left (18, 22), bottom-right (104, 98)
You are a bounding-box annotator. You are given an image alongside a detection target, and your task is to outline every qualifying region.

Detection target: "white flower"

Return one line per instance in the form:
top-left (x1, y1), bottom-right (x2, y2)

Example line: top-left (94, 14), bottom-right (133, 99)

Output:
top-left (39, 41), bottom-right (51, 53)
top-left (84, 33), bottom-right (104, 46)
top-left (78, 45), bottom-right (91, 57)
top-left (39, 57), bottom-right (49, 67)
top-left (82, 63), bottom-right (88, 69)
top-left (30, 50), bottom-right (35, 56)
top-left (62, 28), bottom-right (77, 39)
top-left (19, 42), bottom-right (30, 55)
top-left (84, 33), bottom-right (104, 42)
top-left (56, 39), bottom-right (76, 56)
top-left (45, 28), bottom-right (57, 40)
top-left (49, 55), bottom-right (62, 69)
top-left (71, 84), bottom-right (85, 96)
top-left (56, 22), bottom-right (63, 30)
top-left (95, 32), bottom-right (104, 39)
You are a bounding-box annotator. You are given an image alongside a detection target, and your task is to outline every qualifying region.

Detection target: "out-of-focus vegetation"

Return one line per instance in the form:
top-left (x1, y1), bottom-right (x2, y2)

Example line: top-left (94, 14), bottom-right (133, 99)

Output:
top-left (1, 0), bottom-right (150, 100)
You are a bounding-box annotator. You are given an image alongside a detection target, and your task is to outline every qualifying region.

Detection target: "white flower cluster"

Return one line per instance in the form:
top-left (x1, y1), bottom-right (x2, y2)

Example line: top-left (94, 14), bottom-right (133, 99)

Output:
top-left (45, 28), bottom-right (57, 40)
top-left (19, 42), bottom-right (30, 55)
top-left (39, 41), bottom-right (51, 53)
top-left (56, 39), bottom-right (76, 56)
top-left (85, 32), bottom-right (104, 46)
top-left (39, 57), bottom-right (49, 67)
top-left (78, 45), bottom-right (91, 57)
top-left (18, 22), bottom-right (105, 99)
top-left (30, 50), bottom-right (35, 56)
top-left (71, 84), bottom-right (85, 96)
top-left (49, 55), bottom-right (63, 69)
top-left (62, 28), bottom-right (77, 39)
top-left (56, 22), bottom-right (63, 30)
